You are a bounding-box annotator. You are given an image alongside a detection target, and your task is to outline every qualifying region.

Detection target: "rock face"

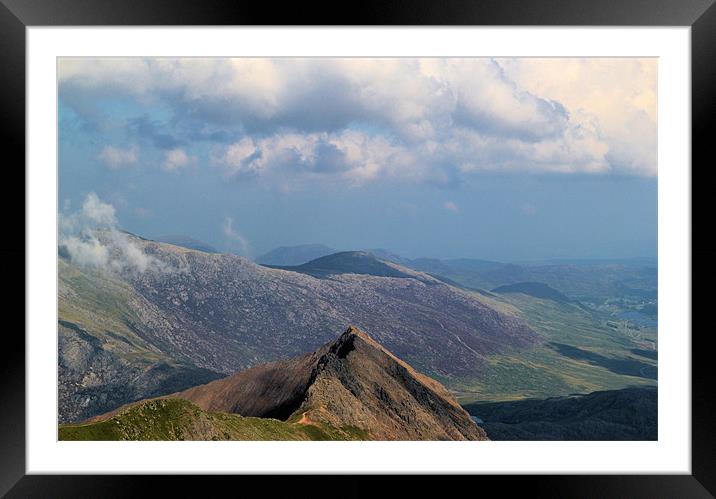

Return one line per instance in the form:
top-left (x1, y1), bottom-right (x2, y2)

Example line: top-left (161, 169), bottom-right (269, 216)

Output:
top-left (169, 326), bottom-right (488, 441)
top-left (59, 235), bottom-right (538, 422)
top-left (58, 320), bottom-right (222, 424)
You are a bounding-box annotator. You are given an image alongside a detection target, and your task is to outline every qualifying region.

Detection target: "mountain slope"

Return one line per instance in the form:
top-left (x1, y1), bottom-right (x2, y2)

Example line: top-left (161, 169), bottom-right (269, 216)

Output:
top-left (287, 326), bottom-right (487, 440)
top-left (59, 320), bottom-right (223, 424)
top-left (399, 257), bottom-right (657, 302)
top-left (59, 235), bottom-right (538, 422)
top-left (154, 235), bottom-right (219, 253)
top-left (59, 398), bottom-right (347, 441)
top-left (464, 387), bottom-right (656, 440)
top-left (58, 258), bottom-right (225, 423)
top-left (81, 327), bottom-right (488, 441)
top-left (492, 282), bottom-right (572, 303)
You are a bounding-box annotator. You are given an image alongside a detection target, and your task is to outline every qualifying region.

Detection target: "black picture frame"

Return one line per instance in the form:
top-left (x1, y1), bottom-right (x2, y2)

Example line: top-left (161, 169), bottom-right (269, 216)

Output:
top-left (1, 0), bottom-right (712, 496)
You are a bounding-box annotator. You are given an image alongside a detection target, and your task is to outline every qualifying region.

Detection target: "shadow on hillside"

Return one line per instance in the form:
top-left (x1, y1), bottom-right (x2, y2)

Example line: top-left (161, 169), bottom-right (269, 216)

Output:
top-left (550, 342), bottom-right (657, 380)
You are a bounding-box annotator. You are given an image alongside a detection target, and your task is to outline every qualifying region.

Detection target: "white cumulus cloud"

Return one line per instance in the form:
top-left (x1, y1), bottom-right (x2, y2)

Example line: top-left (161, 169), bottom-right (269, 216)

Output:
top-left (60, 57), bottom-right (657, 180)
top-left (59, 192), bottom-right (168, 274)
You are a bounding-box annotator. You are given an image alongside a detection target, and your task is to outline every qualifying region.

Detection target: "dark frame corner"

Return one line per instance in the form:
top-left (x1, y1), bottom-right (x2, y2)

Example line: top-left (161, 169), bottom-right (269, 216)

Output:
top-left (2, 0), bottom-right (713, 496)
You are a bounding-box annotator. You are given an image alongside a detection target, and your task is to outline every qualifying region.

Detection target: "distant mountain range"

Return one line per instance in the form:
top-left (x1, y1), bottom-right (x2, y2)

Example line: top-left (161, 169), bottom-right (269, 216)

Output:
top-left (464, 386), bottom-right (657, 440)
top-left (255, 244), bottom-right (657, 302)
top-left (58, 234), bottom-right (657, 439)
top-left (61, 327), bottom-right (487, 441)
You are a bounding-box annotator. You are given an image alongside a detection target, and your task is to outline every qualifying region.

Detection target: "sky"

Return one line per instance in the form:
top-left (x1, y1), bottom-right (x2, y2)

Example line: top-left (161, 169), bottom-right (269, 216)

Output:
top-left (58, 58), bottom-right (657, 262)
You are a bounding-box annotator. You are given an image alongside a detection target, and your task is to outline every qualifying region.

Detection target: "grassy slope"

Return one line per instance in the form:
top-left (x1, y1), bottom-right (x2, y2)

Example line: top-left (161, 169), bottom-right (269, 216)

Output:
top-left (59, 259), bottom-right (162, 361)
top-left (59, 398), bottom-right (366, 441)
top-left (58, 258), bottom-right (199, 369)
top-left (453, 292), bottom-right (657, 404)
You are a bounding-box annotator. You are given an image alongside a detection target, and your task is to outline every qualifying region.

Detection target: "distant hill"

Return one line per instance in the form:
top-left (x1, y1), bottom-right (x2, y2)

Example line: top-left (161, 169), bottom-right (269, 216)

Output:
top-left (256, 244), bottom-right (335, 266)
top-left (393, 257), bottom-right (657, 302)
top-left (258, 247), bottom-right (658, 301)
top-left (67, 327), bottom-right (488, 441)
top-left (265, 251), bottom-right (416, 279)
top-left (154, 235), bottom-right (219, 253)
top-left (464, 387), bottom-right (657, 440)
top-left (492, 282), bottom-right (572, 303)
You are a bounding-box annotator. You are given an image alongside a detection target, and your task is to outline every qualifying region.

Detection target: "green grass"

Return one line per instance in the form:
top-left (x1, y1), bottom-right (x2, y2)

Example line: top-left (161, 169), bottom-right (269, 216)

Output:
top-left (58, 259), bottom-right (164, 360)
top-left (453, 292), bottom-right (657, 404)
top-left (58, 399), bottom-right (366, 441)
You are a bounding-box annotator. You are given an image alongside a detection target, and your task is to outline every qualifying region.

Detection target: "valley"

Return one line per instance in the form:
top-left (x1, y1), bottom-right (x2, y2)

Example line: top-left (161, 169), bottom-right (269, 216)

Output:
top-left (58, 236), bottom-right (657, 439)
top-left (55, 56), bottom-right (660, 445)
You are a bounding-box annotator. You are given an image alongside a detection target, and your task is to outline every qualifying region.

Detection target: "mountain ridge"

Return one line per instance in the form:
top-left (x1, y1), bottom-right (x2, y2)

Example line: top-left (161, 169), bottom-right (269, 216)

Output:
top-left (256, 244), bottom-right (336, 266)
top-left (153, 235), bottom-right (219, 254)
top-left (78, 326), bottom-right (488, 441)
top-left (263, 251), bottom-right (421, 280)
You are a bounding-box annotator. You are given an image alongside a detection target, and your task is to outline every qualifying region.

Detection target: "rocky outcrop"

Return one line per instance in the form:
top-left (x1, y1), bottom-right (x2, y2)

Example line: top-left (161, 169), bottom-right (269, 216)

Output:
top-left (166, 326), bottom-right (488, 440)
top-left (58, 320), bottom-right (222, 423)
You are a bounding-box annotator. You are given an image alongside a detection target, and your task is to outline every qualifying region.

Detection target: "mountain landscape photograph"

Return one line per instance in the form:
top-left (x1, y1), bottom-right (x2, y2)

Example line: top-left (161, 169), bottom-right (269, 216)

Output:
top-left (57, 57), bottom-right (657, 441)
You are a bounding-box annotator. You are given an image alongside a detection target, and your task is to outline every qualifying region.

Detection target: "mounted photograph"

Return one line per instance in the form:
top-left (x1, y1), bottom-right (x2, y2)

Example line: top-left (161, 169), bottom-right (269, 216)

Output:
top-left (56, 57), bottom-right (658, 441)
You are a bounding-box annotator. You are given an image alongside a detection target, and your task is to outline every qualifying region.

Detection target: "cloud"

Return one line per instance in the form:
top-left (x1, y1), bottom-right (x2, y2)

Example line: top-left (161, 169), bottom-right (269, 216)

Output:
top-left (496, 58), bottom-right (657, 176)
top-left (60, 192), bottom-right (117, 234)
top-left (97, 145), bottom-right (138, 169)
top-left (214, 129), bottom-right (418, 185)
top-left (222, 216), bottom-right (251, 256)
top-left (215, 137), bottom-right (263, 178)
top-left (162, 148), bottom-right (191, 172)
top-left (59, 192), bottom-right (168, 274)
top-left (443, 201), bottom-right (460, 213)
top-left (59, 57), bottom-right (657, 179)
top-left (61, 235), bottom-right (110, 268)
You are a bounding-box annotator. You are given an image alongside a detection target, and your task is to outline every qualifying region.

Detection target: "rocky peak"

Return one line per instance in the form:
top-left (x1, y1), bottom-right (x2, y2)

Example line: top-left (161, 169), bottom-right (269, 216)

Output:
top-left (87, 326), bottom-right (488, 440)
top-left (176, 326), bottom-right (488, 440)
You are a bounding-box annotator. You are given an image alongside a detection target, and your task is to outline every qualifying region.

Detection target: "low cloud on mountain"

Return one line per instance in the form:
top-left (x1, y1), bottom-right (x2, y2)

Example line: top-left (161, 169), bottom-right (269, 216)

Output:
top-left (59, 193), bottom-right (168, 274)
